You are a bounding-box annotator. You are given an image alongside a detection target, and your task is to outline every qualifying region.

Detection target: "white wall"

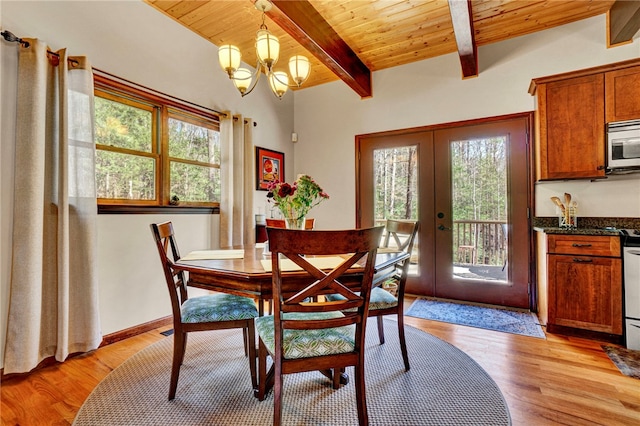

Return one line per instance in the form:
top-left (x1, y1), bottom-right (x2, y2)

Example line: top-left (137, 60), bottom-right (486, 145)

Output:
top-left (0, 1), bottom-right (294, 368)
top-left (293, 15), bottom-right (640, 229)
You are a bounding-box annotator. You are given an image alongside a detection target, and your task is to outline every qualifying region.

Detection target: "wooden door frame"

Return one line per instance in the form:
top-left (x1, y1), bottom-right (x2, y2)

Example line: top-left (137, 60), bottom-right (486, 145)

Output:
top-left (355, 112), bottom-right (536, 309)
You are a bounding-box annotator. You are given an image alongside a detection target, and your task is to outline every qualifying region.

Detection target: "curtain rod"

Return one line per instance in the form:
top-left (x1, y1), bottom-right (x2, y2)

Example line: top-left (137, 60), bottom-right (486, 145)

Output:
top-left (1, 30), bottom-right (30, 48)
top-left (2, 29), bottom-right (61, 59)
top-left (1, 29), bottom-right (79, 65)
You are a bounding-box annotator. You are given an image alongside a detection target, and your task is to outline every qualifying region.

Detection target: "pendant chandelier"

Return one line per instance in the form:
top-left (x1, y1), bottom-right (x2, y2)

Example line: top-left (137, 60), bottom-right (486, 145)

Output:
top-left (218, 0), bottom-right (311, 99)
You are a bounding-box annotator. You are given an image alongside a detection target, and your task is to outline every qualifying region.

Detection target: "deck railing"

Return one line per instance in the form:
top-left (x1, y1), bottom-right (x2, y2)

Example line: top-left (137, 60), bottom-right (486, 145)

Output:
top-left (375, 219), bottom-right (507, 267)
top-left (454, 220), bottom-right (507, 266)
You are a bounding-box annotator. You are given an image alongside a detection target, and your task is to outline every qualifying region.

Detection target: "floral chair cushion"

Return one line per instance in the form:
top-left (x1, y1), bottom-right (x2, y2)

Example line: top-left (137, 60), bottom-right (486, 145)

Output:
top-left (324, 287), bottom-right (398, 311)
top-left (255, 312), bottom-right (355, 359)
top-left (181, 294), bottom-right (258, 323)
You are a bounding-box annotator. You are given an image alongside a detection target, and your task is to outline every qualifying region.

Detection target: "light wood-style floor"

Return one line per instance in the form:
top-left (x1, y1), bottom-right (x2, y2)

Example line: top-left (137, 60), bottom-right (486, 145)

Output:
top-left (2, 297), bottom-right (639, 425)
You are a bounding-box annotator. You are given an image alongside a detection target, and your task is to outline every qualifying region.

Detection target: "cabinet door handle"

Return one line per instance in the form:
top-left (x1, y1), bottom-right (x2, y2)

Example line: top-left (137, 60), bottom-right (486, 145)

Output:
top-left (572, 258), bottom-right (593, 263)
top-left (571, 243), bottom-right (592, 247)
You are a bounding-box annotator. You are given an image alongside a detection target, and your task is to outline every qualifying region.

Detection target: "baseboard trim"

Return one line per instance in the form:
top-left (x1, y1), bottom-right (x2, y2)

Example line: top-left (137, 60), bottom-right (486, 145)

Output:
top-left (546, 323), bottom-right (623, 344)
top-left (100, 316), bottom-right (172, 347)
top-left (1, 316), bottom-right (172, 381)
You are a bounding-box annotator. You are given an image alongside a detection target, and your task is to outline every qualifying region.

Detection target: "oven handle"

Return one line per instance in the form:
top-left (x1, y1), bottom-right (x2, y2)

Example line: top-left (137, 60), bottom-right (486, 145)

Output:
top-left (626, 249), bottom-right (640, 256)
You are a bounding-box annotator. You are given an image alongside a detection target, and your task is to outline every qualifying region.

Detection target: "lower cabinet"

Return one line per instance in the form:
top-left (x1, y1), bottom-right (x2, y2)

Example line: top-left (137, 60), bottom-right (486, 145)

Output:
top-left (542, 234), bottom-right (623, 337)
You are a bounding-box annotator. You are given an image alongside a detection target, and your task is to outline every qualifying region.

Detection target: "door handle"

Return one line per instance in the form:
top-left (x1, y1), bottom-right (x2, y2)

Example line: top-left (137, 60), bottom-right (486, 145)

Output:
top-left (572, 243), bottom-right (592, 247)
top-left (572, 258), bottom-right (593, 263)
top-left (437, 224), bottom-right (451, 231)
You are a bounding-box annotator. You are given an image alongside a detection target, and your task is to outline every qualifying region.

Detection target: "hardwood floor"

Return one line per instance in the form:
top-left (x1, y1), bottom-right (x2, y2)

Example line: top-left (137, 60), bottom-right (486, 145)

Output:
top-left (2, 298), bottom-right (639, 425)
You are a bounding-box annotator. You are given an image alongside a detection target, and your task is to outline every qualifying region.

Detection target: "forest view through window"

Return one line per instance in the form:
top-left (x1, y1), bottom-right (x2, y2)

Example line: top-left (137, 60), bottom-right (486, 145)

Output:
top-left (373, 146), bottom-right (418, 223)
top-left (94, 75), bottom-right (220, 207)
top-left (451, 137), bottom-right (508, 279)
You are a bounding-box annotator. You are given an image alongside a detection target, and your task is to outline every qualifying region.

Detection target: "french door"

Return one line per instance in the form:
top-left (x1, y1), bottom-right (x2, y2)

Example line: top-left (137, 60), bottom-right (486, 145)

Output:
top-left (357, 114), bottom-right (532, 308)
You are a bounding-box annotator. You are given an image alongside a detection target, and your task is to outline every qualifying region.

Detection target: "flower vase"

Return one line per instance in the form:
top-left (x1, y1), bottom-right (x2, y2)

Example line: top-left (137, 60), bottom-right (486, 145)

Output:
top-left (285, 216), bottom-right (306, 230)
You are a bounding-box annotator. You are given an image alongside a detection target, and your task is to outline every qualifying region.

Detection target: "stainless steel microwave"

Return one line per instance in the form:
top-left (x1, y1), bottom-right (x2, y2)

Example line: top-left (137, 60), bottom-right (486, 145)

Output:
top-left (607, 119), bottom-right (640, 170)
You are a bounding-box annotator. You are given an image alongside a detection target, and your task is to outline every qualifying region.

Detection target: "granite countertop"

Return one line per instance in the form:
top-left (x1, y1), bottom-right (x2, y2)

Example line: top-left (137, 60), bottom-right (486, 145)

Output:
top-left (532, 226), bottom-right (622, 236)
top-left (532, 217), bottom-right (640, 236)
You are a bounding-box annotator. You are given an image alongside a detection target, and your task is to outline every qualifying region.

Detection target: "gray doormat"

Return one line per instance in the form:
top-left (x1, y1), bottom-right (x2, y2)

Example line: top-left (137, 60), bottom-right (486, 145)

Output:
top-left (602, 345), bottom-right (640, 380)
top-left (406, 297), bottom-right (546, 338)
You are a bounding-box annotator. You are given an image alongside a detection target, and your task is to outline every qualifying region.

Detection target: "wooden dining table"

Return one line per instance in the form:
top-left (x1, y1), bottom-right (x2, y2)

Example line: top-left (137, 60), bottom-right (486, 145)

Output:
top-left (174, 245), bottom-right (409, 315)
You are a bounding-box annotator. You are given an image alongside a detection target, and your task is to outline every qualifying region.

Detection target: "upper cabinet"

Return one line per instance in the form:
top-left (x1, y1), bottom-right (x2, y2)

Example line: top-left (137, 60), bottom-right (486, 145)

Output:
top-left (530, 59), bottom-right (640, 181)
top-left (534, 74), bottom-right (605, 180)
top-left (605, 65), bottom-right (640, 123)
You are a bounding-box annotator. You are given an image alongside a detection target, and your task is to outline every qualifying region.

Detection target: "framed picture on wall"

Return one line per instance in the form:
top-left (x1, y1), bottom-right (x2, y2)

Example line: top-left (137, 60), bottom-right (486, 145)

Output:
top-left (255, 146), bottom-right (284, 191)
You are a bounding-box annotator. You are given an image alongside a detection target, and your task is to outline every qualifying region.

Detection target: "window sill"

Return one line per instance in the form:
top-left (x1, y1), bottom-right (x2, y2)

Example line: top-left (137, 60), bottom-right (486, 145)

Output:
top-left (98, 205), bottom-right (219, 214)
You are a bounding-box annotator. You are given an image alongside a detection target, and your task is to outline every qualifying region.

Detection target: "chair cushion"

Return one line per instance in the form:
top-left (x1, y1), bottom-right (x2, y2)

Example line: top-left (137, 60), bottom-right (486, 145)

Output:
top-left (325, 287), bottom-right (398, 311)
top-left (181, 294), bottom-right (258, 323)
top-left (255, 312), bottom-right (355, 359)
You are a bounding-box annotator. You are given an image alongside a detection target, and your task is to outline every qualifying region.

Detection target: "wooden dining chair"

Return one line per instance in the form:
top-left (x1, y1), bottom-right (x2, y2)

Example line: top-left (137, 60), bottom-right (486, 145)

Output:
top-left (326, 219), bottom-right (418, 371)
top-left (371, 219), bottom-right (418, 370)
top-left (255, 226), bottom-right (384, 426)
top-left (265, 218), bottom-right (315, 229)
top-left (150, 221), bottom-right (258, 400)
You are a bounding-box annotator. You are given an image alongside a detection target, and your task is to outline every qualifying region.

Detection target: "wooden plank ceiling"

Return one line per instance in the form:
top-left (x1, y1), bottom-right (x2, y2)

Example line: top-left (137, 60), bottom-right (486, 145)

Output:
top-left (145, 0), bottom-right (635, 98)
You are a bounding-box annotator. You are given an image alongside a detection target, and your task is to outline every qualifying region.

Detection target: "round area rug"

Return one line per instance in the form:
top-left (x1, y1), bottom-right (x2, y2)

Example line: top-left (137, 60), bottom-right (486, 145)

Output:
top-left (73, 319), bottom-right (511, 425)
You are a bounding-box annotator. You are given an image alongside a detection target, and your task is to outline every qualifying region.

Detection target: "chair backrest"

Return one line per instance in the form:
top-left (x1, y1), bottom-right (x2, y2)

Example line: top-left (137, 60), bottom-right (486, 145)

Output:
top-left (267, 226), bottom-right (384, 347)
top-left (266, 218), bottom-right (315, 230)
top-left (382, 220), bottom-right (419, 297)
top-left (382, 219), bottom-right (419, 254)
top-left (265, 218), bottom-right (286, 228)
top-left (150, 222), bottom-right (188, 325)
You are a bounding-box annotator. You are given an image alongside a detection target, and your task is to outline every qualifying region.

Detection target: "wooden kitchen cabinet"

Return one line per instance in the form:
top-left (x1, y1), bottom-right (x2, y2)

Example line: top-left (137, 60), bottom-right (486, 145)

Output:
top-left (530, 58), bottom-right (640, 181)
top-left (605, 65), bottom-right (640, 122)
top-left (533, 74), bottom-right (605, 180)
top-left (545, 234), bottom-right (622, 337)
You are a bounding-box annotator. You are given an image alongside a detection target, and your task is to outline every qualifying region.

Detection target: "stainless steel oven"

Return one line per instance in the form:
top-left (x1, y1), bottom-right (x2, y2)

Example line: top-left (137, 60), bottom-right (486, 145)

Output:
top-left (621, 229), bottom-right (640, 350)
top-left (607, 120), bottom-right (640, 171)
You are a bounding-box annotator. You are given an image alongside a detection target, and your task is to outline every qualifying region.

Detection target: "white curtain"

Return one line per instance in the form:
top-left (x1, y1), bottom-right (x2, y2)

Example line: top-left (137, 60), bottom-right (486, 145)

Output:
top-left (219, 114), bottom-right (255, 248)
top-left (4, 39), bottom-right (101, 374)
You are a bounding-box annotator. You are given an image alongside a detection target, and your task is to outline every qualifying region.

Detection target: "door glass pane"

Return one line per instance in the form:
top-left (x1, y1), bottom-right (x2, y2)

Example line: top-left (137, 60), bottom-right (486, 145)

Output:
top-left (373, 146), bottom-right (419, 275)
top-left (450, 137), bottom-right (508, 282)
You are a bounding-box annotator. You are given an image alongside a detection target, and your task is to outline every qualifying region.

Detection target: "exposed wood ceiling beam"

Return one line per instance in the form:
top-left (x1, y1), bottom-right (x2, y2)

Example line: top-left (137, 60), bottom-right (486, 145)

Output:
top-left (608, 0), bottom-right (640, 46)
top-left (448, 0), bottom-right (478, 78)
top-left (269, 0), bottom-right (372, 98)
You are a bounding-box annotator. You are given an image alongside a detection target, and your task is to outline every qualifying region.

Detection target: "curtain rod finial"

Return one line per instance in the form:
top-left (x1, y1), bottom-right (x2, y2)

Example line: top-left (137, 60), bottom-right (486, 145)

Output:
top-left (1, 30), bottom-right (30, 48)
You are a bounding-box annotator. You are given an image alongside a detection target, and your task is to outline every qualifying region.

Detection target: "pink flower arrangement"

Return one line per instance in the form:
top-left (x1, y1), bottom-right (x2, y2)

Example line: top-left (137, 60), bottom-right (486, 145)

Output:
top-left (267, 175), bottom-right (329, 221)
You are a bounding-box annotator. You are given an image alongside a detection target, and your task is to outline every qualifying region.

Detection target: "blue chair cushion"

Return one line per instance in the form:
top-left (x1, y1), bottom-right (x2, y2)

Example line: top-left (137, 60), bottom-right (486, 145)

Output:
top-left (181, 293), bottom-right (258, 323)
top-left (325, 287), bottom-right (398, 311)
top-left (255, 312), bottom-right (355, 359)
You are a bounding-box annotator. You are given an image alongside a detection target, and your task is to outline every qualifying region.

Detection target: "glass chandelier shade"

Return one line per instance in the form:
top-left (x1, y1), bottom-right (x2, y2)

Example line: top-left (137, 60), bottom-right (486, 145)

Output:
top-left (233, 68), bottom-right (253, 95)
top-left (217, 0), bottom-right (310, 99)
top-left (255, 29), bottom-right (279, 71)
top-left (218, 45), bottom-right (241, 78)
top-left (289, 55), bottom-right (311, 86)
top-left (269, 71), bottom-right (289, 98)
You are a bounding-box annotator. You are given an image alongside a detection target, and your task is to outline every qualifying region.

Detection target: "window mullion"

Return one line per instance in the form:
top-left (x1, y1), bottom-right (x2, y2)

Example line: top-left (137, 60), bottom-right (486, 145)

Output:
top-left (160, 106), bottom-right (170, 206)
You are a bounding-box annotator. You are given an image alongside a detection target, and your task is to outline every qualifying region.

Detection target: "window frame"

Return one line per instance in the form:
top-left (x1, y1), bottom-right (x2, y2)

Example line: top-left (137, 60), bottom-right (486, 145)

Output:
top-left (94, 74), bottom-right (221, 209)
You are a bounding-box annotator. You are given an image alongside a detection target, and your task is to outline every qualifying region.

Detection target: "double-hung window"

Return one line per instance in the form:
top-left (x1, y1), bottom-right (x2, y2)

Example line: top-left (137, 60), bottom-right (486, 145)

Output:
top-left (94, 74), bottom-right (220, 209)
